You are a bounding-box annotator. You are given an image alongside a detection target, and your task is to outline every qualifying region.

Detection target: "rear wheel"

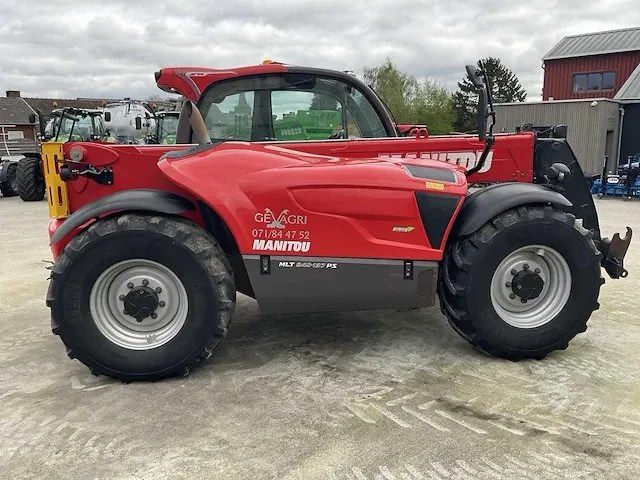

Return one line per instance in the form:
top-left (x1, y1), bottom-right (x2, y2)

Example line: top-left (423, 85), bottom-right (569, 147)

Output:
top-left (438, 205), bottom-right (603, 360)
top-left (16, 156), bottom-right (45, 201)
top-left (0, 162), bottom-right (18, 197)
top-left (47, 213), bottom-right (236, 381)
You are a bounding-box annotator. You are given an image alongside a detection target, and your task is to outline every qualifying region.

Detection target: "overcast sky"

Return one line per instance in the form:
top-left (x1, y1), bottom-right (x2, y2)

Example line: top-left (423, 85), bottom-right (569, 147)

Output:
top-left (1, 0), bottom-right (639, 102)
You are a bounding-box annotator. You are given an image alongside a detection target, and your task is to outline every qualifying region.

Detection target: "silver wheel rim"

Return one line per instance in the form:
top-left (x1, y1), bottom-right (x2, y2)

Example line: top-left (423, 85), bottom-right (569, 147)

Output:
top-left (89, 259), bottom-right (188, 350)
top-left (490, 245), bottom-right (572, 329)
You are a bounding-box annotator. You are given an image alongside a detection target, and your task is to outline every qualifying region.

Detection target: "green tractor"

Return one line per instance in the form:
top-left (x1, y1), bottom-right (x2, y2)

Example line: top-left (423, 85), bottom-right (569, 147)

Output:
top-left (271, 108), bottom-right (365, 140)
top-left (145, 110), bottom-right (180, 144)
top-left (16, 107), bottom-right (117, 202)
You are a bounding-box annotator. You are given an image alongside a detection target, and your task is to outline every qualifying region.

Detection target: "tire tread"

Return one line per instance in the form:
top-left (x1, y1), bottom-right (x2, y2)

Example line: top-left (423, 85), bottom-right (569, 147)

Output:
top-left (47, 212), bottom-right (236, 381)
top-left (16, 156), bottom-right (45, 201)
top-left (438, 205), bottom-right (604, 361)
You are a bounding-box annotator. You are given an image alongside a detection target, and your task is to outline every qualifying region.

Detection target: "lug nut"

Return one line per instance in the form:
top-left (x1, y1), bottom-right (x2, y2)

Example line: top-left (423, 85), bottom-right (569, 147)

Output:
top-left (119, 294), bottom-right (125, 301)
top-left (127, 282), bottom-right (134, 289)
top-left (123, 309), bottom-right (128, 315)
top-left (509, 293), bottom-right (516, 299)
top-left (517, 285), bottom-right (522, 290)
top-left (505, 282), bottom-right (511, 288)
top-left (511, 269), bottom-right (518, 275)
top-left (159, 301), bottom-right (166, 308)
top-left (523, 264), bottom-right (529, 270)
top-left (521, 299), bottom-right (527, 304)
top-left (155, 287), bottom-right (162, 294)
top-left (139, 290), bottom-right (145, 294)
top-left (151, 313), bottom-right (158, 319)
top-left (136, 318), bottom-right (143, 323)
top-left (142, 279), bottom-right (149, 286)
top-left (535, 268), bottom-right (541, 274)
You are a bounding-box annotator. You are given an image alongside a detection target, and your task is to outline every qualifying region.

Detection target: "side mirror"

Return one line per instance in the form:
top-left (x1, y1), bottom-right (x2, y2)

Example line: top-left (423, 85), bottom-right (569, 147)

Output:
top-left (477, 88), bottom-right (488, 141)
top-left (104, 111), bottom-right (111, 122)
top-left (28, 113), bottom-right (36, 123)
top-left (135, 116), bottom-right (142, 130)
top-left (465, 64), bottom-right (484, 89)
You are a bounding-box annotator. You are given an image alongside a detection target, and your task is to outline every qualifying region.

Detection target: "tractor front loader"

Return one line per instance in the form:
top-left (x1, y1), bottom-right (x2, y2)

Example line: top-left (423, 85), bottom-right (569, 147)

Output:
top-left (42, 60), bottom-right (632, 382)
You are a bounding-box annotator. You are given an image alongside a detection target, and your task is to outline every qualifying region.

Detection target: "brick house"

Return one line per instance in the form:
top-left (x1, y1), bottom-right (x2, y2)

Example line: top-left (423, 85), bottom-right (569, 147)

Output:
top-left (0, 91), bottom-right (38, 142)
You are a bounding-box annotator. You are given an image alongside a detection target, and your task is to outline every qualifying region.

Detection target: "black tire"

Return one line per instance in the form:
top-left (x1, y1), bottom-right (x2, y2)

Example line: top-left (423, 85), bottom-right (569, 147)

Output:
top-left (438, 205), bottom-right (603, 361)
top-left (16, 156), bottom-right (46, 201)
top-left (46, 213), bottom-right (236, 381)
top-left (0, 162), bottom-right (18, 197)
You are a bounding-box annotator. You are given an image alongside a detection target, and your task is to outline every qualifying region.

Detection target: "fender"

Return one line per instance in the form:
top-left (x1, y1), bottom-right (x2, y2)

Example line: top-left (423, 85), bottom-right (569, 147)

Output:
top-left (49, 189), bottom-right (195, 245)
top-left (450, 182), bottom-right (573, 238)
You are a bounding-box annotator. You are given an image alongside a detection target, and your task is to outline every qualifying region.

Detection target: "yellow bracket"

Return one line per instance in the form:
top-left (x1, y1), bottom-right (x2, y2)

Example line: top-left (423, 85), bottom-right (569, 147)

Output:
top-left (42, 142), bottom-right (70, 219)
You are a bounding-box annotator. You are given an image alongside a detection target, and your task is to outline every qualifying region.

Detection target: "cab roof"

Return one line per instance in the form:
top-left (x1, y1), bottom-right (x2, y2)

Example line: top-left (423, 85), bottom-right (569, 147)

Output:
top-left (154, 61), bottom-right (290, 100)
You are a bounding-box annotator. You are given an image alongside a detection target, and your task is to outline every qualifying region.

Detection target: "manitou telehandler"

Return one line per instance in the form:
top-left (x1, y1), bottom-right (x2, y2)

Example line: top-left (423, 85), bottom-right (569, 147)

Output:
top-left (43, 60), bottom-right (632, 382)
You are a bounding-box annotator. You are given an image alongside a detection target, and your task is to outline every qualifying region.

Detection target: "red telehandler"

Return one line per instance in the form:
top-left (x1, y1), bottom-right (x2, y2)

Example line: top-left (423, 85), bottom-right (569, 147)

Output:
top-left (43, 60), bottom-right (632, 382)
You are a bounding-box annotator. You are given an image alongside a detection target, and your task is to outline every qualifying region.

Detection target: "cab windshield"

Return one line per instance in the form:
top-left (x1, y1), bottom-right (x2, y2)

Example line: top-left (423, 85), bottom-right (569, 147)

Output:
top-left (49, 113), bottom-right (105, 141)
top-left (159, 115), bottom-right (179, 141)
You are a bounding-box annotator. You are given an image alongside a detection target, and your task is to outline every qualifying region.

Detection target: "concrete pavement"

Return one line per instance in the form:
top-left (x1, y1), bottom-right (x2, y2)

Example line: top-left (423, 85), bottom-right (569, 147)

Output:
top-left (1, 196), bottom-right (639, 479)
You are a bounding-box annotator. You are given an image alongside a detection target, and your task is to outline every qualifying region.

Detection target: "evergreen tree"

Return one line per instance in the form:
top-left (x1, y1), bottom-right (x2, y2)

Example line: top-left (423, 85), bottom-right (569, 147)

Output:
top-left (453, 57), bottom-right (527, 133)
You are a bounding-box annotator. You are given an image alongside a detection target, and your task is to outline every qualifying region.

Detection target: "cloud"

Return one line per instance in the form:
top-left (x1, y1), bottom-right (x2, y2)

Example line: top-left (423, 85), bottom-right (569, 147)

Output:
top-left (1, 0), bottom-right (639, 101)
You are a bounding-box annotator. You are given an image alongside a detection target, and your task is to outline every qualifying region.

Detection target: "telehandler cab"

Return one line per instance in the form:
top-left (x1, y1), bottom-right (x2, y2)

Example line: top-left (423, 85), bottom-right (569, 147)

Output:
top-left (43, 60), bottom-right (632, 382)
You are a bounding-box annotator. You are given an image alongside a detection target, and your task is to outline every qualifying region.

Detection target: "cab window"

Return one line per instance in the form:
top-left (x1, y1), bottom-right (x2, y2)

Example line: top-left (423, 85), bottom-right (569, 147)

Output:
top-left (203, 91), bottom-right (255, 141)
top-left (271, 90), bottom-right (344, 141)
top-left (198, 73), bottom-right (389, 142)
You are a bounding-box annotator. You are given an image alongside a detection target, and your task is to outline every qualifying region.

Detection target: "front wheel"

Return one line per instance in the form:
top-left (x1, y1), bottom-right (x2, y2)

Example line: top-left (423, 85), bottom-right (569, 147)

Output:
top-left (16, 156), bottom-right (45, 201)
top-left (438, 205), bottom-right (603, 360)
top-left (47, 213), bottom-right (236, 381)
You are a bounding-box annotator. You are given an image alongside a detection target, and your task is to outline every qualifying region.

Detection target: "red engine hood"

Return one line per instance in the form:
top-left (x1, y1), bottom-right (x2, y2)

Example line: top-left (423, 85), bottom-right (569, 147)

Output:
top-left (159, 142), bottom-right (467, 192)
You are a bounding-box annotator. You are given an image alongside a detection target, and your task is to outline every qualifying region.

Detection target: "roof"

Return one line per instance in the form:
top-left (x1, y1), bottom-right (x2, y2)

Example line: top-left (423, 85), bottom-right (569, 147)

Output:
top-left (542, 26), bottom-right (640, 60)
top-left (614, 63), bottom-right (640, 100)
top-left (51, 107), bottom-right (105, 115)
top-left (495, 97), bottom-right (620, 107)
top-left (0, 97), bottom-right (35, 125)
top-left (23, 97), bottom-right (117, 117)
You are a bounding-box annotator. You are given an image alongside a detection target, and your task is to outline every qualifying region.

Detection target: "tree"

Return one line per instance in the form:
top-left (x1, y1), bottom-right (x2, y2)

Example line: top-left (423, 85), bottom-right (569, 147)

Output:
top-left (453, 57), bottom-right (527, 133)
top-left (310, 93), bottom-right (339, 110)
top-left (362, 57), bottom-right (455, 134)
top-left (411, 79), bottom-right (456, 135)
top-left (363, 58), bottom-right (419, 123)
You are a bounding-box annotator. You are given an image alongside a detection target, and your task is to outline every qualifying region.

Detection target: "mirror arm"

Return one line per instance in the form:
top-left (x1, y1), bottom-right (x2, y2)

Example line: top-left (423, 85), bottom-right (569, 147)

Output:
top-left (465, 60), bottom-right (496, 178)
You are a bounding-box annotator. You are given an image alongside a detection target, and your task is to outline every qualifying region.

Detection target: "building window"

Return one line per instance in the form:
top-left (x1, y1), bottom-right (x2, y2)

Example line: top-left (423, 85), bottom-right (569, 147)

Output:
top-left (7, 131), bottom-right (24, 140)
top-left (573, 71), bottom-right (616, 93)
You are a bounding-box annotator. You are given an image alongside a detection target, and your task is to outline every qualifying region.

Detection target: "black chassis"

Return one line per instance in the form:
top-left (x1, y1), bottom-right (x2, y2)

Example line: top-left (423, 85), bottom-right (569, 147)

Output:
top-left (529, 129), bottom-right (632, 279)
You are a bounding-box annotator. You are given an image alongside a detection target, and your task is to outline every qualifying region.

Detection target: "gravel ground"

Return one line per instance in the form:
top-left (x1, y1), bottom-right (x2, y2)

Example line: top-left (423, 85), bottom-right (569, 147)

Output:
top-left (1, 195), bottom-right (639, 480)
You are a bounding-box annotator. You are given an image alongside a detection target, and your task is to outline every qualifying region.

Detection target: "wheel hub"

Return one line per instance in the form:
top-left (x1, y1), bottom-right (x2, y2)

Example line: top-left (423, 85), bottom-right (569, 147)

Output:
top-left (123, 285), bottom-right (159, 321)
top-left (89, 259), bottom-right (188, 350)
top-left (489, 245), bottom-right (572, 329)
top-left (511, 269), bottom-right (544, 301)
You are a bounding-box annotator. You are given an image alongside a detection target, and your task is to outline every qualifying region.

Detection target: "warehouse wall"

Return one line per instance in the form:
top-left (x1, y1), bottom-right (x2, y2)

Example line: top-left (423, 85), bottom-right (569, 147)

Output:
top-left (542, 51), bottom-right (640, 101)
top-left (493, 99), bottom-right (621, 175)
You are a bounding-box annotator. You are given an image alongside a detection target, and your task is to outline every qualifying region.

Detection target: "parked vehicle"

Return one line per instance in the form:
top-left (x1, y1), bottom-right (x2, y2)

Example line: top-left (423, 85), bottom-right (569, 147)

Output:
top-left (15, 108), bottom-right (116, 202)
top-left (43, 60), bottom-right (632, 381)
